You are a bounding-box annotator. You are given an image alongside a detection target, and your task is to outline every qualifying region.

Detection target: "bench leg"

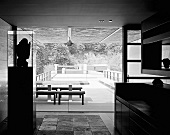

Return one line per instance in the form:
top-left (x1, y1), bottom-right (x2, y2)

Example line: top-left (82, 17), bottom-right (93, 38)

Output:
top-left (54, 94), bottom-right (56, 105)
top-left (60, 89), bottom-right (62, 98)
top-left (82, 94), bottom-right (84, 105)
top-left (58, 94), bottom-right (61, 105)
top-left (79, 90), bottom-right (81, 98)
top-left (56, 90), bottom-right (57, 98)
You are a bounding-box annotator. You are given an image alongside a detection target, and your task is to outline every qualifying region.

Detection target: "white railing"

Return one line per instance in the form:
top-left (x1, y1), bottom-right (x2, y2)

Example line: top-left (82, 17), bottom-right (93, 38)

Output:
top-left (36, 70), bottom-right (52, 81)
top-left (103, 70), bottom-right (122, 82)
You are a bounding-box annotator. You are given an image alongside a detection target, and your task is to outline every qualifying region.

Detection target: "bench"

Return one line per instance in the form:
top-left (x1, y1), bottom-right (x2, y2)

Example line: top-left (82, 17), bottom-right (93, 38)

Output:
top-left (36, 91), bottom-right (56, 105)
top-left (36, 91), bottom-right (85, 105)
top-left (36, 86), bottom-right (82, 91)
top-left (36, 86), bottom-right (83, 98)
top-left (58, 87), bottom-right (82, 98)
top-left (58, 91), bottom-right (85, 105)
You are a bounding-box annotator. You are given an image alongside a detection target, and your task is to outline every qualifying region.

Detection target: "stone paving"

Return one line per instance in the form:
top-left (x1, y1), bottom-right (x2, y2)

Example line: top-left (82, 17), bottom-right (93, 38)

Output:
top-left (37, 115), bottom-right (111, 135)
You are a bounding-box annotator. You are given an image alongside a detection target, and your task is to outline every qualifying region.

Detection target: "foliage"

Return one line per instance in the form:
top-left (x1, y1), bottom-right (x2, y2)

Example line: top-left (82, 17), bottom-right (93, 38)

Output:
top-left (67, 43), bottom-right (78, 54)
top-left (36, 46), bottom-right (49, 74)
top-left (36, 41), bottom-right (122, 74)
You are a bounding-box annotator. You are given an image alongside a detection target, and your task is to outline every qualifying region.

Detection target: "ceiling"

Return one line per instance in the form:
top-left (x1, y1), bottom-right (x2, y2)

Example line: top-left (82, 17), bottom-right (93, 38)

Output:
top-left (0, 0), bottom-right (163, 28)
top-left (0, 0), bottom-right (167, 44)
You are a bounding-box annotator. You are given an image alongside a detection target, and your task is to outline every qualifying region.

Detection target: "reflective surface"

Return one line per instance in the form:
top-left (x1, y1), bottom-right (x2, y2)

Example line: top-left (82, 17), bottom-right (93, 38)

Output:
top-left (0, 18), bottom-right (10, 123)
top-left (127, 30), bottom-right (141, 43)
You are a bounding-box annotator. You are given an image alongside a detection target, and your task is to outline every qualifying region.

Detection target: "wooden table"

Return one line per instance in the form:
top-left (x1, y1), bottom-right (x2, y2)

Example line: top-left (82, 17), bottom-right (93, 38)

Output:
top-left (36, 80), bottom-right (88, 102)
top-left (37, 83), bottom-right (72, 102)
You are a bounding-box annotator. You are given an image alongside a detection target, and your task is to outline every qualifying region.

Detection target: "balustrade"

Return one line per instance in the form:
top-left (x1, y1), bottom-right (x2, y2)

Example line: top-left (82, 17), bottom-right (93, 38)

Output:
top-left (36, 70), bottom-right (52, 81)
top-left (103, 70), bottom-right (122, 82)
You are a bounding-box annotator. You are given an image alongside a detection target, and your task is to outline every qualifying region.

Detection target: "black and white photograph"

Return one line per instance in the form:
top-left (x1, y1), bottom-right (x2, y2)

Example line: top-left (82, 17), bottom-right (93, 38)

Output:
top-left (0, 0), bottom-right (170, 135)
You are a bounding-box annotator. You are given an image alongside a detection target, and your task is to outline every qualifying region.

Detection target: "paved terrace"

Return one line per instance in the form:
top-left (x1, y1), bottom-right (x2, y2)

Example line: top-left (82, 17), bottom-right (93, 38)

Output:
top-left (36, 70), bottom-right (117, 112)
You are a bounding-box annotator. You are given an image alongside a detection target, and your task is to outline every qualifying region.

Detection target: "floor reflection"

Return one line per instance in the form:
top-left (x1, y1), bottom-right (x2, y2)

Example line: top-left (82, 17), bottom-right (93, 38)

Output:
top-left (0, 81), bottom-right (8, 123)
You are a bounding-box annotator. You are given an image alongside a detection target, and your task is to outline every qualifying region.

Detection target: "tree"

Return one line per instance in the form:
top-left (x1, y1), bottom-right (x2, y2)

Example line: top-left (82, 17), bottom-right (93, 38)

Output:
top-left (36, 46), bottom-right (50, 74)
top-left (67, 43), bottom-right (78, 54)
top-left (52, 43), bottom-right (71, 65)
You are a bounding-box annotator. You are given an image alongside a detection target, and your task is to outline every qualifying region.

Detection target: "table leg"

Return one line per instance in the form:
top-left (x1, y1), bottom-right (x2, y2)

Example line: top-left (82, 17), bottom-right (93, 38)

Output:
top-left (69, 85), bottom-right (72, 100)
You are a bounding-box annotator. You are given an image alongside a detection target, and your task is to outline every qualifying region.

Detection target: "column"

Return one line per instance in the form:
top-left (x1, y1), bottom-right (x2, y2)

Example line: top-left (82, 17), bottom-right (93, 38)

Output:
top-left (54, 64), bottom-right (58, 74)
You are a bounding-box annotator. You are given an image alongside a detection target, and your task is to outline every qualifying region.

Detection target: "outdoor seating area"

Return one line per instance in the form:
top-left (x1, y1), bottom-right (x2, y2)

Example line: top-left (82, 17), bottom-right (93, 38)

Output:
top-left (36, 91), bottom-right (85, 105)
top-left (35, 77), bottom-right (116, 134)
top-left (36, 83), bottom-right (85, 105)
top-left (36, 86), bottom-right (82, 97)
top-left (35, 71), bottom-right (115, 112)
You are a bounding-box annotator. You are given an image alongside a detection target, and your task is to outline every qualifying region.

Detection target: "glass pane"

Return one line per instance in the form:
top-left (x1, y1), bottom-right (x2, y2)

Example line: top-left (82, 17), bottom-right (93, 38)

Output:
top-left (8, 31), bottom-right (33, 67)
top-left (71, 27), bottom-right (119, 44)
top-left (128, 62), bottom-right (160, 77)
top-left (162, 45), bottom-right (170, 69)
top-left (162, 45), bottom-right (170, 59)
top-left (128, 62), bottom-right (141, 76)
top-left (127, 45), bottom-right (141, 60)
top-left (0, 18), bottom-right (10, 123)
top-left (127, 30), bottom-right (141, 43)
top-left (22, 27), bottom-right (68, 44)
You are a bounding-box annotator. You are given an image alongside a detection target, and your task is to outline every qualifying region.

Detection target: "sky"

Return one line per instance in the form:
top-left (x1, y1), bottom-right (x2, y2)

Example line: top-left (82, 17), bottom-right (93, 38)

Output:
top-left (23, 27), bottom-right (122, 44)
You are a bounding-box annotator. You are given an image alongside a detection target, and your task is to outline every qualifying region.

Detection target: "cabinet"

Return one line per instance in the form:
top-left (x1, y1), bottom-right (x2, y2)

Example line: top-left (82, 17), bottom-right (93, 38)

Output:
top-left (115, 99), bottom-right (122, 134)
top-left (115, 83), bottom-right (170, 135)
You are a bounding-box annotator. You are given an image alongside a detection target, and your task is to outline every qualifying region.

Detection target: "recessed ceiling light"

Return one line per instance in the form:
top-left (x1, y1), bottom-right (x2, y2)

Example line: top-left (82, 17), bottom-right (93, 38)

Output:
top-left (109, 20), bottom-right (112, 22)
top-left (99, 20), bottom-right (104, 22)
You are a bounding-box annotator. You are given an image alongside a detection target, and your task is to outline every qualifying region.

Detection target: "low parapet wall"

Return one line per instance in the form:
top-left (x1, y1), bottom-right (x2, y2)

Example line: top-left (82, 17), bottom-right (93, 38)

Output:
top-left (87, 65), bottom-right (107, 72)
top-left (65, 69), bottom-right (84, 74)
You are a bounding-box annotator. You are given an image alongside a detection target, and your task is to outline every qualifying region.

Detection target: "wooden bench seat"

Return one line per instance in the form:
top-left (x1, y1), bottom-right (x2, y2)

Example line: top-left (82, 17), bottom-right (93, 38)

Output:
top-left (36, 91), bottom-right (57, 105)
top-left (36, 86), bottom-right (83, 98)
top-left (58, 87), bottom-right (82, 98)
top-left (58, 91), bottom-right (85, 105)
top-left (36, 86), bottom-right (82, 91)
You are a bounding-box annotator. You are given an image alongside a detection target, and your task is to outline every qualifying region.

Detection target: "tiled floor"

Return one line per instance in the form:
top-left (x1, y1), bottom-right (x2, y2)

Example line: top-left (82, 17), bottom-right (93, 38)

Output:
top-left (37, 114), bottom-right (112, 135)
top-left (36, 112), bottom-right (118, 135)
